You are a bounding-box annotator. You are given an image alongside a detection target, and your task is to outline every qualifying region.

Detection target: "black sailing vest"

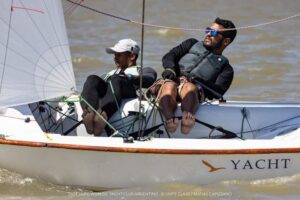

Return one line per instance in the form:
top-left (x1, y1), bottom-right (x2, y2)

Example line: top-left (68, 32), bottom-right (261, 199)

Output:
top-left (178, 41), bottom-right (229, 82)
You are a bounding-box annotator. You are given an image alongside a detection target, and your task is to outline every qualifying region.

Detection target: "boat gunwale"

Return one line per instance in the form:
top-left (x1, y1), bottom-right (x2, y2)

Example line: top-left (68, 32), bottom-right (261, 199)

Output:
top-left (1, 138), bottom-right (300, 155)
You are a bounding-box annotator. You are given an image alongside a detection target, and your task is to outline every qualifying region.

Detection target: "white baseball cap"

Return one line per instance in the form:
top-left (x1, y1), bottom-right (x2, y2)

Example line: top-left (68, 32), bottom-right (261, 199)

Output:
top-left (106, 39), bottom-right (140, 55)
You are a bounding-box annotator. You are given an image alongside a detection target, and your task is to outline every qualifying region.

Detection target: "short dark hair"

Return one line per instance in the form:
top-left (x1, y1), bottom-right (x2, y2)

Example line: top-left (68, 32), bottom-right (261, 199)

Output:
top-left (214, 17), bottom-right (237, 42)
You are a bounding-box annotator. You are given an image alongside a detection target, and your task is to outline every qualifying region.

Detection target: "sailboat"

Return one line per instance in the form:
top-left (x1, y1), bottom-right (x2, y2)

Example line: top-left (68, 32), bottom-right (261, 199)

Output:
top-left (1, 0), bottom-right (300, 190)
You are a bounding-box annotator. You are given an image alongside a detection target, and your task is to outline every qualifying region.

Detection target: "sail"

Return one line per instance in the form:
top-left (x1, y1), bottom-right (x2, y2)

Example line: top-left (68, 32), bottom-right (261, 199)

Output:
top-left (0, 0), bottom-right (75, 108)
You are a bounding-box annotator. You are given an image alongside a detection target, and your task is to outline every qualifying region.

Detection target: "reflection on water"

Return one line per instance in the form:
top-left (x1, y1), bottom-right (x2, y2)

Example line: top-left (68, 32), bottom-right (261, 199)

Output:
top-left (2, 0), bottom-right (300, 199)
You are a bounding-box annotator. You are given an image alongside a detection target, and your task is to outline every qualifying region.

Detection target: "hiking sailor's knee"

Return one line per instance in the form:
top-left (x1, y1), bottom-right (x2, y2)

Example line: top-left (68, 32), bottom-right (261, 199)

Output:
top-left (161, 82), bottom-right (177, 95)
top-left (85, 75), bottom-right (102, 87)
top-left (85, 75), bottom-right (107, 97)
top-left (182, 82), bottom-right (197, 93)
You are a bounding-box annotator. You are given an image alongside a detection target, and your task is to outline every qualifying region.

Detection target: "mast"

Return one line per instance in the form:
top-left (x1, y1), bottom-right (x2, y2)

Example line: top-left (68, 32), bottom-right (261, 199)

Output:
top-left (138, 0), bottom-right (146, 138)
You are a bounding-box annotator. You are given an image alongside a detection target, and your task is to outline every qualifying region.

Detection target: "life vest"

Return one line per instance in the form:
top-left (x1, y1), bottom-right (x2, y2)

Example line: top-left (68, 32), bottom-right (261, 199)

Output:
top-left (178, 42), bottom-right (229, 82)
top-left (102, 65), bottom-right (141, 81)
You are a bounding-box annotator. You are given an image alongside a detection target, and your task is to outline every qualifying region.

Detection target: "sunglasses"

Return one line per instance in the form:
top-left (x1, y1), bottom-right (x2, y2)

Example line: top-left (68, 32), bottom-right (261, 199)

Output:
top-left (204, 27), bottom-right (222, 37)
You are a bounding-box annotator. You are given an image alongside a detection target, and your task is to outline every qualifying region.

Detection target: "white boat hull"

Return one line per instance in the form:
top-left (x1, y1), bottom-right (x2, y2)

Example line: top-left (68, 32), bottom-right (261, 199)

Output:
top-left (1, 133), bottom-right (300, 189)
top-left (1, 100), bottom-right (300, 189)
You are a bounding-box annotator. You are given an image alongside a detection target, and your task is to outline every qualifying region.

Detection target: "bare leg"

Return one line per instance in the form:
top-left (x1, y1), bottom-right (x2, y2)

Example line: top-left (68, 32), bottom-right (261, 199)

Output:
top-left (158, 81), bottom-right (179, 133)
top-left (179, 82), bottom-right (199, 134)
top-left (93, 110), bottom-right (108, 136)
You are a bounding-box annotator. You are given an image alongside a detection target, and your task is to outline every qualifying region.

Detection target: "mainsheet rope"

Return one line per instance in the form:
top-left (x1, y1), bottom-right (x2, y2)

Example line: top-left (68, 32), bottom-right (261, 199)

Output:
top-left (65, 0), bottom-right (300, 31)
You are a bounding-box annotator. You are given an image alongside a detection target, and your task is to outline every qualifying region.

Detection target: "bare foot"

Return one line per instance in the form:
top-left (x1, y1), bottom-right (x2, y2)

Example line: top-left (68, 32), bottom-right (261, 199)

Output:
top-left (181, 111), bottom-right (195, 135)
top-left (165, 118), bottom-right (179, 133)
top-left (82, 108), bottom-right (94, 134)
top-left (93, 110), bottom-right (108, 136)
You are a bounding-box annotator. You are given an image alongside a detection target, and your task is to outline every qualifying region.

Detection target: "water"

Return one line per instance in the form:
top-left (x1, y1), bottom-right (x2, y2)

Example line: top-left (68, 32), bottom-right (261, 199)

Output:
top-left (1, 0), bottom-right (300, 199)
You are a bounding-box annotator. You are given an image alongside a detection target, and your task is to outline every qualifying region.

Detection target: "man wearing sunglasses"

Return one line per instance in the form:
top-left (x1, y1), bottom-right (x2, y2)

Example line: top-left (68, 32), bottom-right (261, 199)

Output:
top-left (157, 17), bottom-right (237, 135)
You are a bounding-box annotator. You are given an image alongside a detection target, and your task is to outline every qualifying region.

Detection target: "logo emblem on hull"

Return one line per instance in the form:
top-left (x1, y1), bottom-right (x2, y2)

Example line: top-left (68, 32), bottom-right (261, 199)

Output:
top-left (202, 160), bottom-right (226, 172)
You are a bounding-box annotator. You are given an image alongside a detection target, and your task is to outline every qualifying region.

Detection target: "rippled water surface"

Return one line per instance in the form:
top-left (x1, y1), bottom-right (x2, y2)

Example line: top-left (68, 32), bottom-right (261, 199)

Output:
top-left (1, 0), bottom-right (300, 199)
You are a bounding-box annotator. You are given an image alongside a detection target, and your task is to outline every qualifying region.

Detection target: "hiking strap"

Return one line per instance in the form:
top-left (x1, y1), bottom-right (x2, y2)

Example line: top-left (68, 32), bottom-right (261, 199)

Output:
top-left (62, 120), bottom-right (83, 136)
top-left (129, 116), bottom-right (238, 139)
top-left (194, 118), bottom-right (238, 139)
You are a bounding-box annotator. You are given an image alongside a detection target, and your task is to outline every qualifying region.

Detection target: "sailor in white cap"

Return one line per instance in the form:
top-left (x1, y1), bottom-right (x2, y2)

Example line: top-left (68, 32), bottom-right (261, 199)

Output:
top-left (81, 39), bottom-right (157, 136)
top-left (106, 38), bottom-right (140, 55)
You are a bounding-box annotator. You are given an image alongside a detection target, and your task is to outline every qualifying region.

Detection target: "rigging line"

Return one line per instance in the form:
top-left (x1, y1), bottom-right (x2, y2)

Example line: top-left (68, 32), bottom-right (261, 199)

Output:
top-left (61, 120), bottom-right (64, 134)
top-left (64, 0), bottom-right (79, 15)
top-left (139, 88), bottom-right (172, 138)
top-left (241, 123), bottom-right (300, 135)
top-left (107, 80), bottom-right (126, 125)
top-left (29, 103), bottom-right (40, 113)
top-left (18, 0), bottom-right (74, 85)
top-left (241, 116), bottom-right (300, 134)
top-left (36, 104), bottom-right (48, 131)
top-left (0, 0), bottom-right (14, 98)
top-left (47, 108), bottom-right (57, 126)
top-left (143, 102), bottom-right (156, 131)
top-left (42, 0), bottom-right (74, 82)
top-left (126, 118), bottom-right (139, 135)
top-left (80, 95), bottom-right (118, 133)
top-left (0, 17), bottom-right (73, 85)
top-left (111, 116), bottom-right (134, 128)
top-left (109, 114), bottom-right (135, 124)
top-left (245, 116), bottom-right (255, 137)
top-left (44, 108), bottom-right (55, 132)
top-left (64, 0), bottom-right (84, 16)
top-left (51, 114), bottom-right (71, 133)
top-left (158, 107), bottom-right (171, 138)
top-left (65, 0), bottom-right (300, 31)
top-left (114, 118), bottom-right (138, 131)
top-left (230, 13), bottom-right (300, 31)
top-left (143, 94), bottom-right (171, 138)
top-left (236, 115), bottom-right (300, 135)
top-left (256, 114), bottom-right (300, 130)
top-left (45, 98), bottom-right (79, 104)
top-left (65, 0), bottom-right (131, 22)
top-left (138, 0), bottom-right (146, 138)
